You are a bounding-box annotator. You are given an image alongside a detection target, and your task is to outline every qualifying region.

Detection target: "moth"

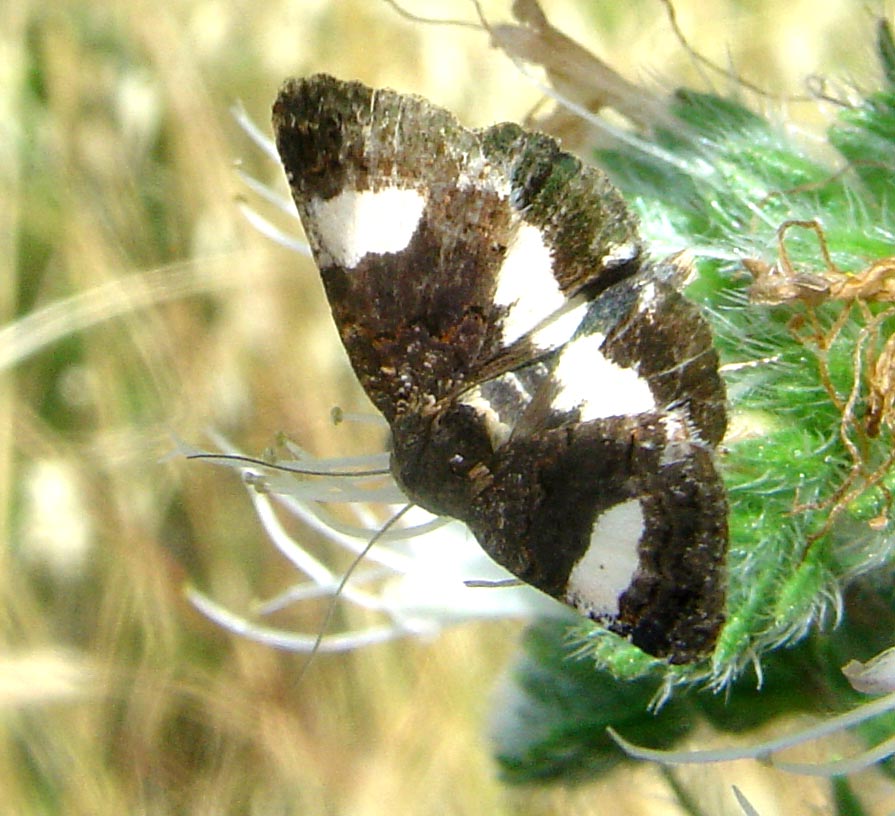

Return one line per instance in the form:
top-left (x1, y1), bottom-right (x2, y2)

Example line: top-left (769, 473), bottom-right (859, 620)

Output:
top-left (272, 74), bottom-right (728, 663)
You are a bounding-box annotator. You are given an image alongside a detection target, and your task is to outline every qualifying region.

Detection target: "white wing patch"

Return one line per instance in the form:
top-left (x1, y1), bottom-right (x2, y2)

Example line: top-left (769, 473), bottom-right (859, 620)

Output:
top-left (460, 372), bottom-right (533, 449)
top-left (460, 385), bottom-right (514, 449)
top-left (565, 499), bottom-right (644, 619)
top-left (493, 222), bottom-right (562, 346)
top-left (552, 332), bottom-right (655, 421)
top-left (308, 187), bottom-right (426, 268)
top-left (660, 412), bottom-right (699, 464)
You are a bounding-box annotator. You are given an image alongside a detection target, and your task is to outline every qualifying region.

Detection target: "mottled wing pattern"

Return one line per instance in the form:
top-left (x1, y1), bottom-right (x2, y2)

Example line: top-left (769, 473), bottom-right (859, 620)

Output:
top-left (463, 269), bottom-right (727, 662)
top-left (273, 75), bottom-right (642, 421)
top-left (273, 74), bottom-right (728, 663)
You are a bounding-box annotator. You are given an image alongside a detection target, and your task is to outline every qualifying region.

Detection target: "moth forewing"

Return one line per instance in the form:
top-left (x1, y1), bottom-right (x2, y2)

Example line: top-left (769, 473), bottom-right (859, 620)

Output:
top-left (273, 74), bottom-right (729, 663)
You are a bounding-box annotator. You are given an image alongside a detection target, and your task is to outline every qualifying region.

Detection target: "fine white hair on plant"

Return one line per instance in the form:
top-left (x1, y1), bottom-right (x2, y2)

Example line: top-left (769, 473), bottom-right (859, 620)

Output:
top-left (230, 101), bottom-right (313, 256)
top-left (608, 686), bottom-right (895, 777)
top-left (180, 433), bottom-right (557, 655)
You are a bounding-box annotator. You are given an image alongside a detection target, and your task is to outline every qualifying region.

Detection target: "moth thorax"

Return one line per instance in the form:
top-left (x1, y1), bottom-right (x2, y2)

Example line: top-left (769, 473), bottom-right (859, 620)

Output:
top-left (389, 404), bottom-right (493, 520)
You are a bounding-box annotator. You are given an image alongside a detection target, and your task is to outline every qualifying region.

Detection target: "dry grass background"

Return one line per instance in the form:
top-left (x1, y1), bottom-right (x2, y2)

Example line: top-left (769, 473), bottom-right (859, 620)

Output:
top-left (3, 0), bottom-right (893, 813)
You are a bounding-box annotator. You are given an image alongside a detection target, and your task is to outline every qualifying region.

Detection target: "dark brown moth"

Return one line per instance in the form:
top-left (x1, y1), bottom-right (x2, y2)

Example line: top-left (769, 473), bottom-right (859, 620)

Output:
top-left (272, 74), bottom-right (728, 663)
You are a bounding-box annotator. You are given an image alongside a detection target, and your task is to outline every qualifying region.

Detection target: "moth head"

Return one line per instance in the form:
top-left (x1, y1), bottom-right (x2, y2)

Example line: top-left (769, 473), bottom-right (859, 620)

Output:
top-left (389, 404), bottom-right (494, 519)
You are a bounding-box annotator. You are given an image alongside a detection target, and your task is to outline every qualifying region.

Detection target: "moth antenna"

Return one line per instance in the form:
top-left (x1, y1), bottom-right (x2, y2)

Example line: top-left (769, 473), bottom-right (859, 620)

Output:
top-left (294, 503), bottom-right (416, 685)
top-left (184, 451), bottom-right (391, 478)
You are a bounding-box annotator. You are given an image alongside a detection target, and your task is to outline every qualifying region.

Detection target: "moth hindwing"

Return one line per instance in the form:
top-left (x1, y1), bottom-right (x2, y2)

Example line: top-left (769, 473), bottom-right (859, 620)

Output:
top-left (273, 74), bottom-right (728, 664)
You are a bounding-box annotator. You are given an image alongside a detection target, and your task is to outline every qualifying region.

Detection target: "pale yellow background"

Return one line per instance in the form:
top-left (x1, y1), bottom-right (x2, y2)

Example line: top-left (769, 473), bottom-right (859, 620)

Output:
top-left (3, 1), bottom-right (892, 814)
